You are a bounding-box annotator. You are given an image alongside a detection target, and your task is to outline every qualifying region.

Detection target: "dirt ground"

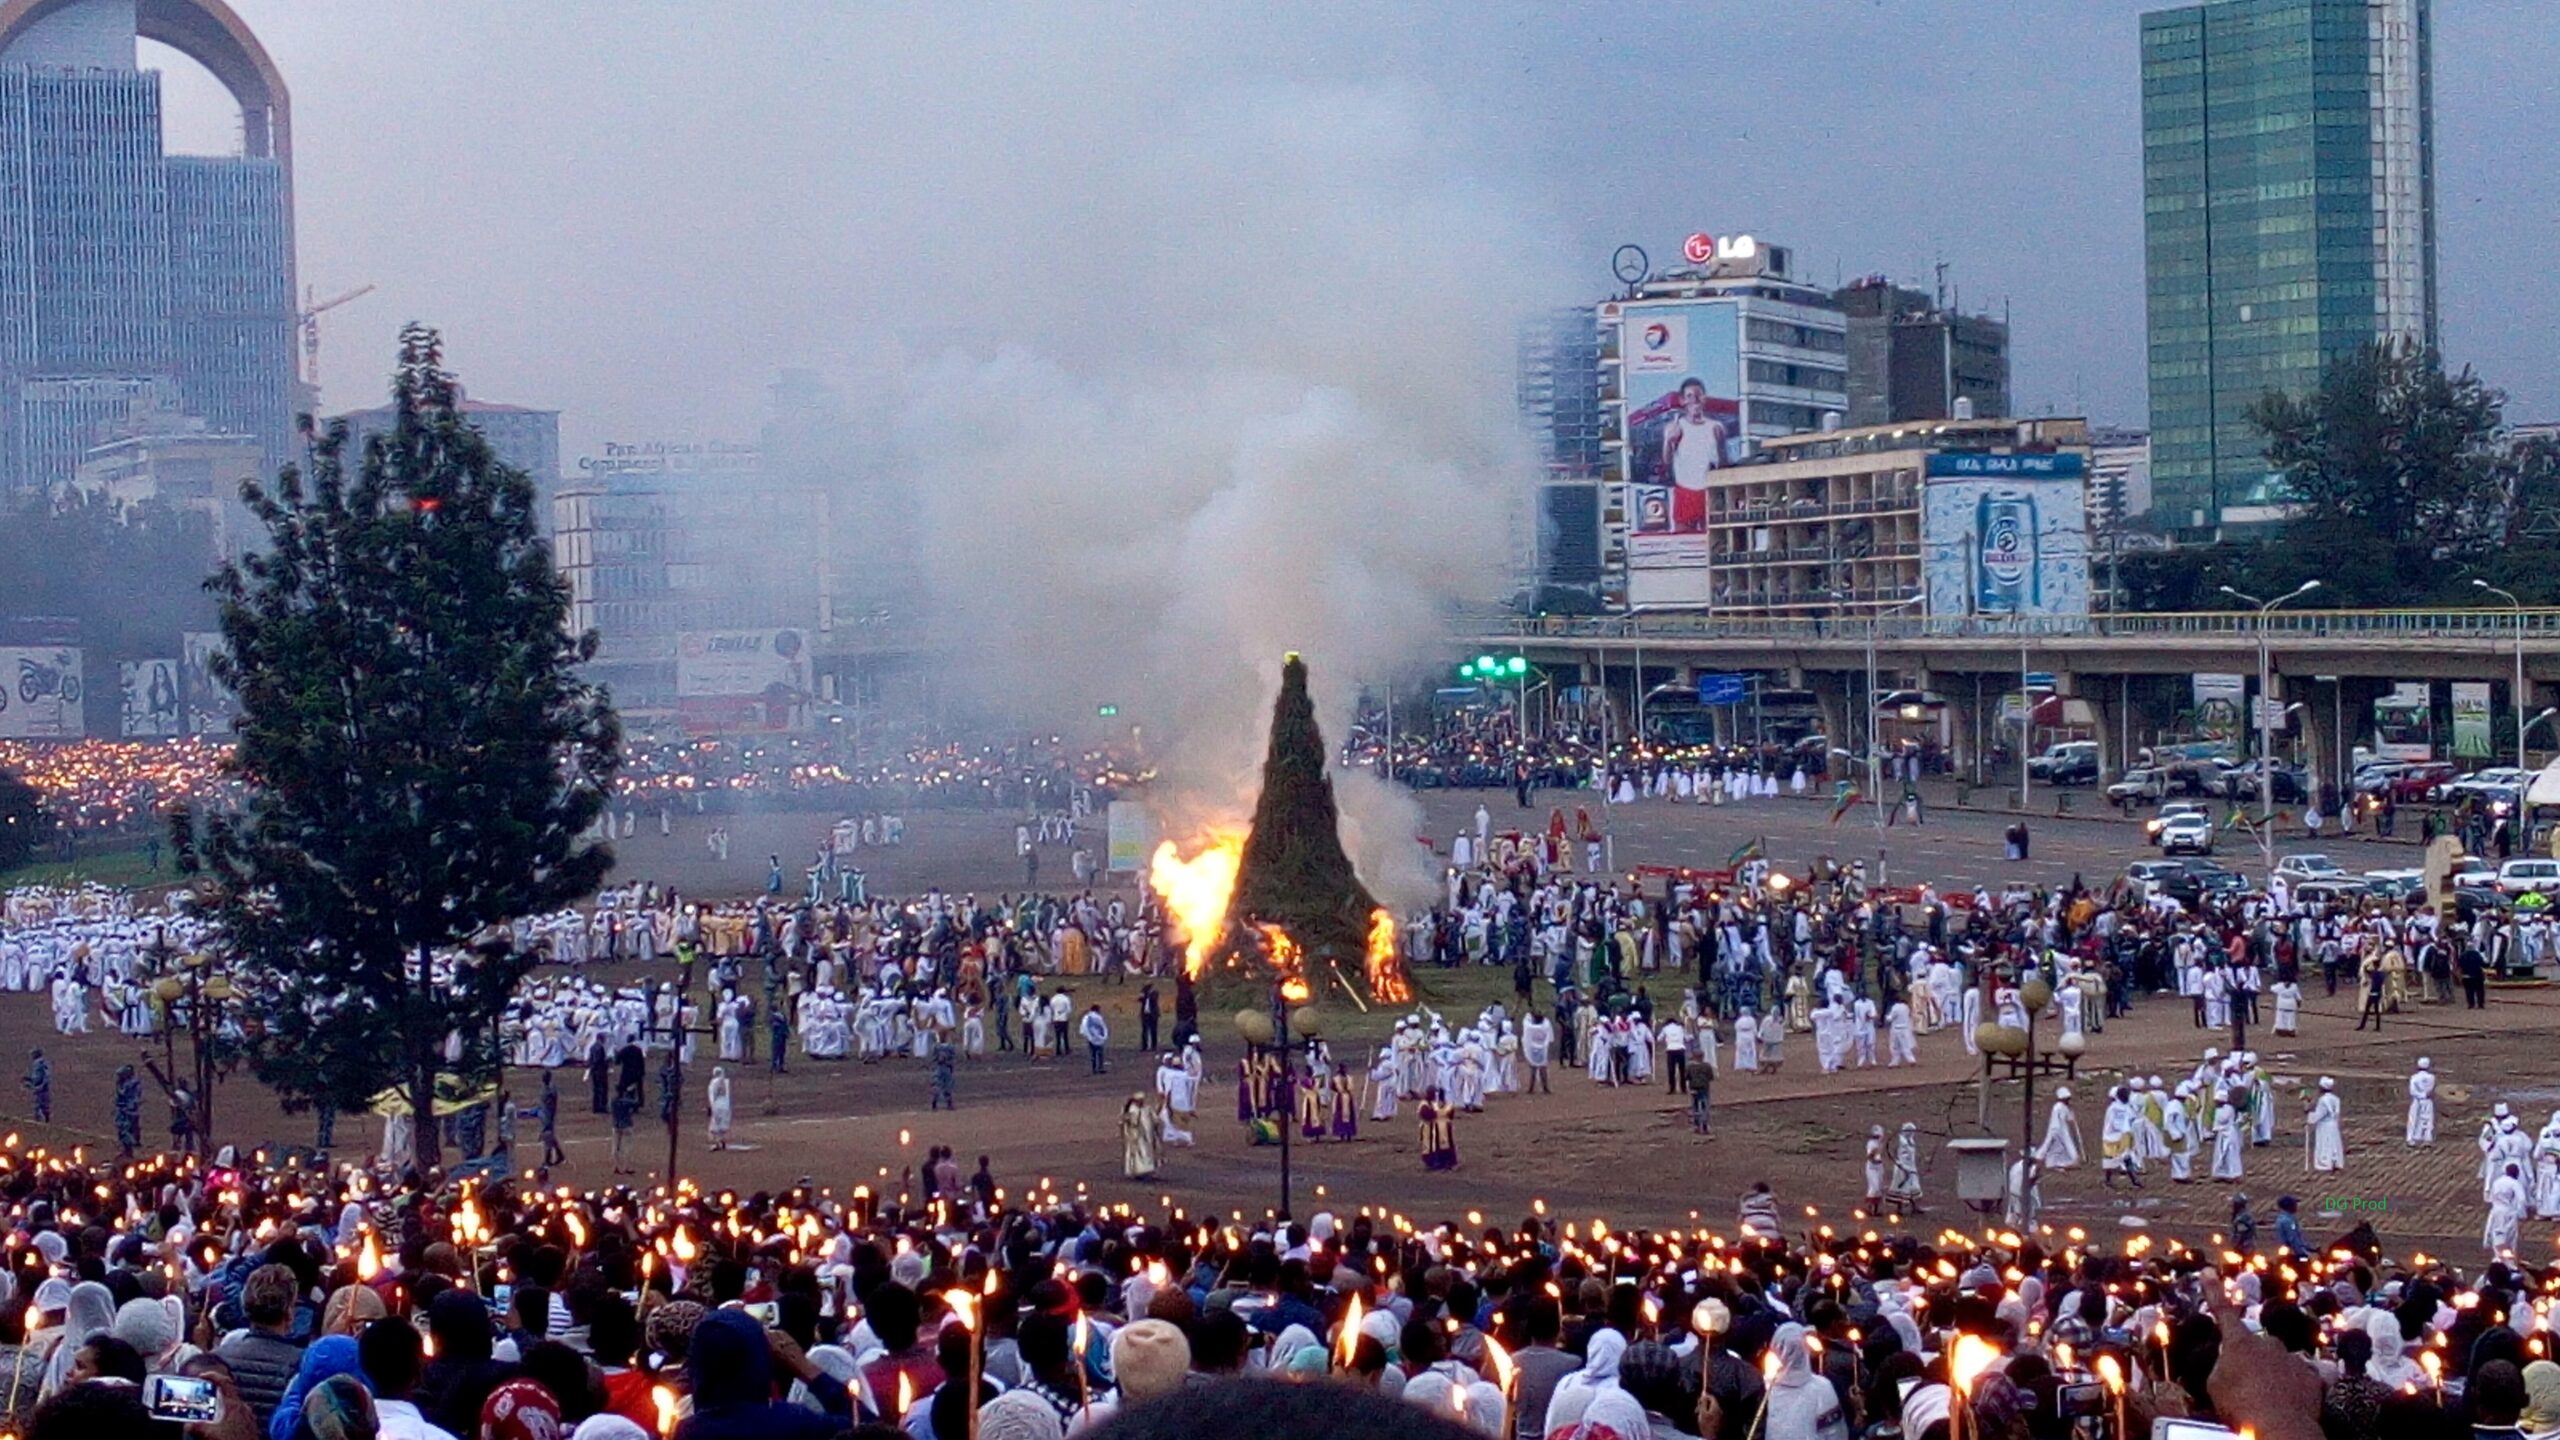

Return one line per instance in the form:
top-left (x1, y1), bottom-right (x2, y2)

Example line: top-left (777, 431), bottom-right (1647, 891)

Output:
top-left (5, 790), bottom-right (2547, 1251)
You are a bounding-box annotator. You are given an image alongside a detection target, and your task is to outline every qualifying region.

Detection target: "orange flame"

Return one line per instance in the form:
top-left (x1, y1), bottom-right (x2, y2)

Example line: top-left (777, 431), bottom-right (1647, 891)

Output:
top-left (1150, 835), bottom-right (1244, 977)
top-left (1366, 908), bottom-right (1412, 1003)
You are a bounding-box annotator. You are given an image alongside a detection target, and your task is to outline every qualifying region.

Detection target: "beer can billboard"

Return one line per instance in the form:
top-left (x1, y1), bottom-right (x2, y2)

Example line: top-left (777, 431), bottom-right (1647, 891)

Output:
top-left (1920, 453), bottom-right (2091, 628)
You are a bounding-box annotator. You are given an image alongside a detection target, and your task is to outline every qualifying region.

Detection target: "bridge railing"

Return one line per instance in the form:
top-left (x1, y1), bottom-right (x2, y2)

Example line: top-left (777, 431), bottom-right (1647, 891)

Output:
top-left (1475, 607), bottom-right (2560, 644)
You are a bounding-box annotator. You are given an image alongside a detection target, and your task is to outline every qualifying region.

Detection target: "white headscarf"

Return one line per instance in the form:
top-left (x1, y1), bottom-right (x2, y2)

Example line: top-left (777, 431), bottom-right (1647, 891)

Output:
top-left (41, 1280), bottom-right (116, 1396)
top-left (1542, 1330), bottom-right (1628, 1439)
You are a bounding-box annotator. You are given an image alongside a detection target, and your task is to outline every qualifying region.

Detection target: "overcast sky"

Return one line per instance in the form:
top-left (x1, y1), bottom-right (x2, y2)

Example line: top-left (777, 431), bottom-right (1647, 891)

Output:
top-left (157, 1), bottom-right (2560, 458)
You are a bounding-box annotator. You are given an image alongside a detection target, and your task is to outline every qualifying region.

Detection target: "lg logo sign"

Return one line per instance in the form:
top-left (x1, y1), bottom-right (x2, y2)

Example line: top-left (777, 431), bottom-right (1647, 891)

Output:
top-left (1682, 232), bottom-right (1758, 266)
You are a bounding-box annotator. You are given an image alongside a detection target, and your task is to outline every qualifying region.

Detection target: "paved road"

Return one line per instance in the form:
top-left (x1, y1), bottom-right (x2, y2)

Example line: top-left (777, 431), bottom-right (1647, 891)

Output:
top-left (1407, 782), bottom-right (2433, 895)
top-left (603, 779), bottom-right (2441, 908)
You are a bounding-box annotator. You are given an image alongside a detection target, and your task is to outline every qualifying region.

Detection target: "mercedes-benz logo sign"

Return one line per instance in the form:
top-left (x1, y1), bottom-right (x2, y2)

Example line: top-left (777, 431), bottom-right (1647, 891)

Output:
top-left (1611, 243), bottom-right (1649, 286)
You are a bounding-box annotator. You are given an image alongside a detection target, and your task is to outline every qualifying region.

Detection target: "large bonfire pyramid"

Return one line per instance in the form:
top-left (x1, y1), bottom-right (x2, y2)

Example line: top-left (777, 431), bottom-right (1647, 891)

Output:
top-left (1226, 653), bottom-right (1383, 984)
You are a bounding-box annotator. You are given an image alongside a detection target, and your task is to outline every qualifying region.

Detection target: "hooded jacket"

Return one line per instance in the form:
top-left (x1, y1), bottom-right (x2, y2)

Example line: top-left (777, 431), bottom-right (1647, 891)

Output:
top-left (674, 1310), bottom-right (849, 1440)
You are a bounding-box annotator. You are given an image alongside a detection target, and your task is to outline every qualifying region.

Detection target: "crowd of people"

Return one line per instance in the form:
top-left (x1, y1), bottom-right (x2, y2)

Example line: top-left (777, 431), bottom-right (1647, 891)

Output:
top-left (0, 1121), bottom-right (2532, 1440)
top-left (0, 731), bottom-right (1142, 843)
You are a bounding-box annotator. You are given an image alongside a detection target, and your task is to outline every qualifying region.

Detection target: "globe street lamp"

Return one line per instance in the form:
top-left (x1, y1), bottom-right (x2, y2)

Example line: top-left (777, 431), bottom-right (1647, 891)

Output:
top-left (1234, 976), bottom-right (1325, 1221)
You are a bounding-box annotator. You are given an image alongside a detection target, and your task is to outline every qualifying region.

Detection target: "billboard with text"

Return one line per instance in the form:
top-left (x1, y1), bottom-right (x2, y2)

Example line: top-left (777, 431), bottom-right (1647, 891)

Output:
top-left (675, 628), bottom-right (810, 732)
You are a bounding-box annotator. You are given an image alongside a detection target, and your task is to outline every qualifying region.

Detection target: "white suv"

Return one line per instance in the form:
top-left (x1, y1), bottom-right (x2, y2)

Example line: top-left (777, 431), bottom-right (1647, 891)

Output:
top-left (2497, 859), bottom-right (2560, 897)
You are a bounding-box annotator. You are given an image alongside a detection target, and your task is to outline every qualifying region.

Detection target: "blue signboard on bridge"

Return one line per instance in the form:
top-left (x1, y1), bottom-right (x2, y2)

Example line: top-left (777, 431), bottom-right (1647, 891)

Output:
top-left (1696, 673), bottom-right (1749, 705)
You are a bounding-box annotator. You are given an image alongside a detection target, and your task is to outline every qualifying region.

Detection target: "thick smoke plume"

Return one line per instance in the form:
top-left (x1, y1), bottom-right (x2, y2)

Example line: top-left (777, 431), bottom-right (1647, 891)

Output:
top-left (869, 42), bottom-right (1564, 908)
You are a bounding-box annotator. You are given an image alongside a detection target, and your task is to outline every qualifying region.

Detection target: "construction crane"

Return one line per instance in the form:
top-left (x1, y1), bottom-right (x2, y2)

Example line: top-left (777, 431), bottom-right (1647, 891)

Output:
top-left (299, 282), bottom-right (377, 395)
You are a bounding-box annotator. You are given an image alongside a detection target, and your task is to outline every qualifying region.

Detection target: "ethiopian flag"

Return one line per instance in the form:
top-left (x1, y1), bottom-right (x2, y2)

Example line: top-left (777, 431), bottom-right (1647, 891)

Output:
top-left (1727, 838), bottom-right (1764, 868)
top-left (1828, 784), bottom-right (1861, 826)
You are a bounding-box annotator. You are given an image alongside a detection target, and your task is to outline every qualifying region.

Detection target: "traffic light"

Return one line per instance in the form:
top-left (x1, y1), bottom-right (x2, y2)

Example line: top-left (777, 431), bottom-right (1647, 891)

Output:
top-left (1096, 704), bottom-right (1119, 718)
top-left (1457, 660), bottom-right (1478, 679)
top-left (1506, 656), bottom-right (1528, 676)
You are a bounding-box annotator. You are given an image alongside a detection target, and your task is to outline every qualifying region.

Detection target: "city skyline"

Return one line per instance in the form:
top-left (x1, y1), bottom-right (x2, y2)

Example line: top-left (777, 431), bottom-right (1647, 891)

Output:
top-left (138, 1), bottom-right (2560, 462)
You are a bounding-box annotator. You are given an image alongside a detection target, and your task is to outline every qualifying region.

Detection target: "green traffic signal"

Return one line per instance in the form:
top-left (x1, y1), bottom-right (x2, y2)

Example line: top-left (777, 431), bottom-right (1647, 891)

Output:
top-left (1506, 656), bottom-right (1528, 676)
top-left (1097, 704), bottom-right (1118, 717)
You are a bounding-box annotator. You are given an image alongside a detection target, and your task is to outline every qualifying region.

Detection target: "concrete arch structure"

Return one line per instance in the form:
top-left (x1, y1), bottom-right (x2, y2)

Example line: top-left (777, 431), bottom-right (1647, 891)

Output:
top-left (0, 0), bottom-right (292, 164)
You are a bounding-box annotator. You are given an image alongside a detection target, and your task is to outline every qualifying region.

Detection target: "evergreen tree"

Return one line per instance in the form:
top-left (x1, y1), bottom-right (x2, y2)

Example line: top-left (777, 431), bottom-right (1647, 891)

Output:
top-left (2248, 339), bottom-right (2505, 597)
top-left (173, 326), bottom-right (619, 1167)
top-left (1228, 653), bottom-right (1381, 986)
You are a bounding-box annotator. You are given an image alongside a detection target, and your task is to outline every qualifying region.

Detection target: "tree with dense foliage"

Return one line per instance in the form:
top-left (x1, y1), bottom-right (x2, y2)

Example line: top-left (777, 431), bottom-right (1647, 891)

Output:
top-left (173, 326), bottom-right (619, 1166)
top-left (0, 769), bottom-right (52, 873)
top-left (2122, 343), bottom-right (2558, 610)
top-left (0, 486), bottom-right (220, 708)
top-left (2242, 340), bottom-right (2508, 602)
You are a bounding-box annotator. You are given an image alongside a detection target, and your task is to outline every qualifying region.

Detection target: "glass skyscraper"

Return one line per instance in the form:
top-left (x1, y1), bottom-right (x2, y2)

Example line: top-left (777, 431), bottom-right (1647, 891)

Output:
top-left (0, 0), bottom-right (295, 495)
top-left (2140, 0), bottom-right (2435, 533)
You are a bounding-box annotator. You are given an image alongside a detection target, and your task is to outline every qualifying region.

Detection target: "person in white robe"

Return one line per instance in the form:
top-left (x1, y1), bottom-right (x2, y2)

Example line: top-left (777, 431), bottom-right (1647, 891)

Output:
top-left (2304, 1077), bottom-right (2344, 1173)
top-left (1732, 1011), bottom-right (1759, 1073)
top-left (2164, 1082), bottom-right (2197, 1182)
top-left (705, 1067), bottom-right (733, 1150)
top-left (2487, 1162), bottom-right (2529, 1256)
top-left (2407, 1058), bottom-right (2437, 1146)
top-left (2532, 1113), bottom-right (2560, 1219)
top-left (2210, 1093), bottom-right (2245, 1181)
top-left (1368, 1048), bottom-right (1400, 1122)
top-left (2102, 1087), bottom-right (2143, 1187)
top-left (2037, 1086), bottom-right (2083, 1170)
top-left (1885, 1001), bottom-right (1917, 1066)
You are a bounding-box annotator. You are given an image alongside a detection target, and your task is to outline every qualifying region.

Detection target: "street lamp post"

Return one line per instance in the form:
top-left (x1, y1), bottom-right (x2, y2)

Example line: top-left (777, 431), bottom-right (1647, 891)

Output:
top-left (1864, 595), bottom-right (1925, 833)
top-left (2220, 581), bottom-right (2323, 875)
top-left (1234, 971), bottom-right (1325, 1221)
top-left (2474, 581), bottom-right (2529, 773)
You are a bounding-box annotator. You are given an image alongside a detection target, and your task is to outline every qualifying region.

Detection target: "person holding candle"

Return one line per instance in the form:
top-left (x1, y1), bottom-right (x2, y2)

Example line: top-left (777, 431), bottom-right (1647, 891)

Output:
top-left (671, 1309), bottom-right (848, 1440)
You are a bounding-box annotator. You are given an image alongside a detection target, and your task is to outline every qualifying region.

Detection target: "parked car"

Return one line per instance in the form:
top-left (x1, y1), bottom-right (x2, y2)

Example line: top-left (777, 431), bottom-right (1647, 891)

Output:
top-left (2211, 759), bottom-right (2309, 804)
top-left (2029, 741), bottom-right (2100, 785)
top-left (2124, 859), bottom-right (2194, 903)
top-left (2352, 763), bottom-right (2408, 797)
top-left (2385, 761), bottom-right (2458, 803)
top-left (2107, 768), bottom-right (2170, 805)
top-left (2436, 767), bottom-right (2527, 803)
top-left (2361, 869), bottom-right (2426, 902)
top-left (2292, 877), bottom-right (2370, 907)
top-left (2450, 855), bottom-right (2499, 889)
top-left (2272, 853), bottom-right (2346, 882)
top-left (2170, 860), bottom-right (2248, 905)
top-left (2496, 858), bottom-right (2560, 897)
top-left (2157, 810), bottom-right (2215, 856)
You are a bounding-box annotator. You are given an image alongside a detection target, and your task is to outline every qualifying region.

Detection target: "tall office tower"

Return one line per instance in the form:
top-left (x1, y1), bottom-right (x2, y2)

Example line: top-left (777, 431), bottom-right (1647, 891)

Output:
top-left (2140, 0), bottom-right (2435, 534)
top-left (0, 0), bottom-right (295, 494)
